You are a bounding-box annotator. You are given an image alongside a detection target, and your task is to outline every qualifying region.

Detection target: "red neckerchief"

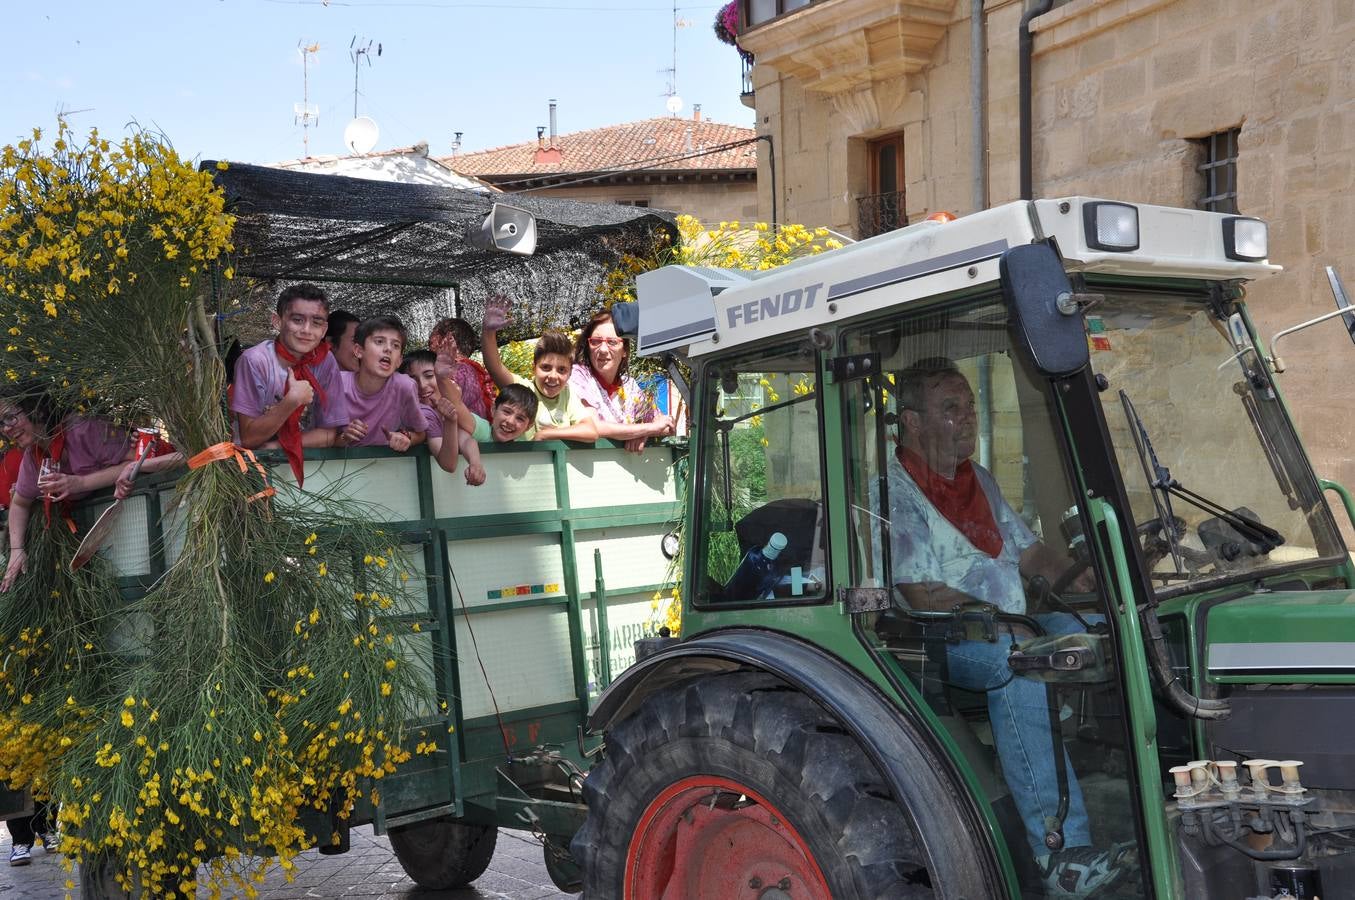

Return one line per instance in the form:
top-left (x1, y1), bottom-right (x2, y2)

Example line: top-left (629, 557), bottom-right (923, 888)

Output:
top-left (463, 358), bottom-right (497, 414)
top-left (32, 428), bottom-right (67, 527)
top-left (271, 340), bottom-right (330, 486)
top-left (596, 367), bottom-right (622, 397)
top-left (896, 444), bottom-right (1003, 558)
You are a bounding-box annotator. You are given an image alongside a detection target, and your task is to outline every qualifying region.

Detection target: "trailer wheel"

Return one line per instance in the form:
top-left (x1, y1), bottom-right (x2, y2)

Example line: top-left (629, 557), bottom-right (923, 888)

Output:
top-left (572, 672), bottom-right (934, 899)
top-left (388, 817), bottom-right (497, 889)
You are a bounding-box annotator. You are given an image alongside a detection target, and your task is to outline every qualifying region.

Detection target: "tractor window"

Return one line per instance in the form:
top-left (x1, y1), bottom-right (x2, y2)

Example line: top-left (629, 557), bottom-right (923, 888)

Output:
top-left (695, 343), bottom-right (827, 606)
top-left (841, 299), bottom-right (1148, 895)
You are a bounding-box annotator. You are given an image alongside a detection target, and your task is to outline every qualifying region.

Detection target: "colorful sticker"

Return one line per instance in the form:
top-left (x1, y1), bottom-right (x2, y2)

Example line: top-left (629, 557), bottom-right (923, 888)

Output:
top-left (487, 583), bottom-right (562, 600)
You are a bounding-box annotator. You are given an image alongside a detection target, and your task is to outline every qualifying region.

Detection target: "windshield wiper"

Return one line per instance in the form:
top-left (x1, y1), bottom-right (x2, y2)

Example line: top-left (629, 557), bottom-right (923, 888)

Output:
top-left (1119, 391), bottom-right (1285, 562)
top-left (1119, 391), bottom-right (1187, 573)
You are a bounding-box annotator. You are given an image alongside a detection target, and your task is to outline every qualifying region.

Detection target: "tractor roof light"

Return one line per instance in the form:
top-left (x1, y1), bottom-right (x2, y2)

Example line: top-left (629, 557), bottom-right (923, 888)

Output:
top-left (1223, 217), bottom-right (1268, 262)
top-left (1083, 201), bottom-right (1139, 252)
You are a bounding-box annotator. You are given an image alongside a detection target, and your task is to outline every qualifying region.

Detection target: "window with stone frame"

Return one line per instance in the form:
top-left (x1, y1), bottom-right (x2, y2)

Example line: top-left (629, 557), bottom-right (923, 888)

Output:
top-left (1193, 128), bottom-right (1241, 214)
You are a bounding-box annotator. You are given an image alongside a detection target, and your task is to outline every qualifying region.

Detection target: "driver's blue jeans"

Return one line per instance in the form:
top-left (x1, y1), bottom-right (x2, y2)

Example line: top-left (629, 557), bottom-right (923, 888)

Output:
top-left (944, 611), bottom-right (1092, 856)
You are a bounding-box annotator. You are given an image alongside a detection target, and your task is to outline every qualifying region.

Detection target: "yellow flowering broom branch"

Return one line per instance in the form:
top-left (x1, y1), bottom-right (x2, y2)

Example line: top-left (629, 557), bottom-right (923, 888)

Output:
top-left (0, 121), bottom-right (432, 897)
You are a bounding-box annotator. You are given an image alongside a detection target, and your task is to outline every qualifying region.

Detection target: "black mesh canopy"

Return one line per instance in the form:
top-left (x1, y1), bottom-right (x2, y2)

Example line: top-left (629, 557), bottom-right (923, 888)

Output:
top-left (206, 162), bottom-right (675, 342)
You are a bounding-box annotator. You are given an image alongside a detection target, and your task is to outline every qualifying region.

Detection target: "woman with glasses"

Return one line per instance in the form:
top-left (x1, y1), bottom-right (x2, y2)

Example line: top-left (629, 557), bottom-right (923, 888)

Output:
top-left (0, 388), bottom-right (181, 593)
top-left (569, 311), bottom-right (675, 453)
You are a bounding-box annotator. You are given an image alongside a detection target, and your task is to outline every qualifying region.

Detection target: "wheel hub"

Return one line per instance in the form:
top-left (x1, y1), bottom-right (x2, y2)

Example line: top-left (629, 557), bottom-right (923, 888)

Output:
top-left (624, 775), bottom-right (831, 899)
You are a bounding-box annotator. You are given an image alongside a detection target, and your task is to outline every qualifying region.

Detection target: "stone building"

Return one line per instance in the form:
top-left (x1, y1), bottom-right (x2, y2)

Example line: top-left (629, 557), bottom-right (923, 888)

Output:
top-left (443, 110), bottom-right (758, 226)
top-left (737, 0), bottom-right (1355, 491)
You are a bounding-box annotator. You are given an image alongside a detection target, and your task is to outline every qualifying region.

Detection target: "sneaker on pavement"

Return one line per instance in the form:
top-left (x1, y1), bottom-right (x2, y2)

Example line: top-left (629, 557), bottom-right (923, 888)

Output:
top-left (8, 843), bottom-right (31, 866)
top-left (1040, 846), bottom-right (1126, 897)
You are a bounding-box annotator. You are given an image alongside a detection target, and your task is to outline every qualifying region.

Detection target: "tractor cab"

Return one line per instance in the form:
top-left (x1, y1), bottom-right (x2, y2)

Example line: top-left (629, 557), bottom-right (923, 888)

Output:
top-left (586, 198), bottom-right (1355, 898)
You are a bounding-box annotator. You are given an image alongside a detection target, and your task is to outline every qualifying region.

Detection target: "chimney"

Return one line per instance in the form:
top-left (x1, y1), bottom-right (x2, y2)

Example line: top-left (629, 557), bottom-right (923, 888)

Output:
top-left (684, 126), bottom-right (694, 153)
top-left (534, 116), bottom-right (563, 165)
top-left (451, 131), bottom-right (463, 155)
top-left (693, 104), bottom-right (702, 122)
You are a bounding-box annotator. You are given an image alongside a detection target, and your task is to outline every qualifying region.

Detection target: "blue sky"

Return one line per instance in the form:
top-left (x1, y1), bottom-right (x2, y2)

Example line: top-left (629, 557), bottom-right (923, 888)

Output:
top-left (4, 0), bottom-right (750, 165)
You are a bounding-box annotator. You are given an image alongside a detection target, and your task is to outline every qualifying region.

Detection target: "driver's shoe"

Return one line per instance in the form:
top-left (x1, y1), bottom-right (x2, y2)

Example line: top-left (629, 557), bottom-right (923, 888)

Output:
top-left (1039, 845), bottom-right (1128, 897)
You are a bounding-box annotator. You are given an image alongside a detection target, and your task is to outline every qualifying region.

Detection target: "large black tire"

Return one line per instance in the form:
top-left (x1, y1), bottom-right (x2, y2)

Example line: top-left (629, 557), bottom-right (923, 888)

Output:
top-left (79, 855), bottom-right (135, 900)
top-left (572, 671), bottom-right (935, 899)
top-left (388, 817), bottom-right (497, 890)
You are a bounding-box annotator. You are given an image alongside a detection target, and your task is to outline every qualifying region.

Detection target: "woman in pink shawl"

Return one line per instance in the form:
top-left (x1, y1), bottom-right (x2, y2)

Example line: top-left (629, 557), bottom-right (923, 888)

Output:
top-left (567, 311), bottom-right (674, 452)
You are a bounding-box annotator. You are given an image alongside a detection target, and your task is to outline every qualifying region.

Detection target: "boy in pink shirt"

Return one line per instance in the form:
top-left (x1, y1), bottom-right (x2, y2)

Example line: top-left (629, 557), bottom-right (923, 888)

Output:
top-left (232, 284), bottom-right (349, 484)
top-left (335, 316), bottom-right (426, 451)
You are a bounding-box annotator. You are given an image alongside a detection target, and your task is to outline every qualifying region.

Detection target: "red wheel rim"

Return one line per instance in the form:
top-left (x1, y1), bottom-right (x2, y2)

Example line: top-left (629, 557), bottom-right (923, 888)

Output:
top-left (624, 775), bottom-right (832, 899)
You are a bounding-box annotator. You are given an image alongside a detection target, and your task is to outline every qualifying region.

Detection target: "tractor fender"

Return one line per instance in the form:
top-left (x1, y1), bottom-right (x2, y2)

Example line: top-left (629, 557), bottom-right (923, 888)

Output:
top-left (588, 627), bottom-right (1013, 900)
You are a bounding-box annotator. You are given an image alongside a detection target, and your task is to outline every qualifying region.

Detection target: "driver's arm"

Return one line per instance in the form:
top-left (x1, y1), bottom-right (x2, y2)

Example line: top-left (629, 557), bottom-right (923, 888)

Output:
top-left (1019, 541), bottom-right (1096, 591)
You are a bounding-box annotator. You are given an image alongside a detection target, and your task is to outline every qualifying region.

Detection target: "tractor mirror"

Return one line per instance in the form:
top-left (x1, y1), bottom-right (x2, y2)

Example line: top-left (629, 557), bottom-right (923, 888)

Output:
top-left (1001, 241), bottom-right (1088, 378)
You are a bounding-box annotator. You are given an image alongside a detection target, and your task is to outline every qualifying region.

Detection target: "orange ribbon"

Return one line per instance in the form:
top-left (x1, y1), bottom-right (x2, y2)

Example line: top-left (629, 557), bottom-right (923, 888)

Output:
top-left (188, 442), bottom-right (276, 504)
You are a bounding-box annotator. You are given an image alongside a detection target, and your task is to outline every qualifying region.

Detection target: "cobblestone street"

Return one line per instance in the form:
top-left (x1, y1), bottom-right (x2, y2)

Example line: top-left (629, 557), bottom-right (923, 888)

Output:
top-left (0, 825), bottom-right (571, 899)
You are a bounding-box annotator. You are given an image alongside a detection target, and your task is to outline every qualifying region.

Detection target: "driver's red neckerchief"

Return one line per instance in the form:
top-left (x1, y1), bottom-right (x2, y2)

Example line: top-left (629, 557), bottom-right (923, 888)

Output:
top-left (897, 445), bottom-right (1003, 558)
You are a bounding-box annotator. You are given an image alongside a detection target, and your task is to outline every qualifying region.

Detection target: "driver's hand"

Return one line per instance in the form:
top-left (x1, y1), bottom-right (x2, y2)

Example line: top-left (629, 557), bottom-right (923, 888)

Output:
top-left (1068, 569), bottom-right (1097, 592)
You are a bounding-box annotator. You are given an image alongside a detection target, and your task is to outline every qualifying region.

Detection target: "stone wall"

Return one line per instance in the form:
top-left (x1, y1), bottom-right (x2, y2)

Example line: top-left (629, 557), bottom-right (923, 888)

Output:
top-left (743, 0), bottom-right (1355, 518)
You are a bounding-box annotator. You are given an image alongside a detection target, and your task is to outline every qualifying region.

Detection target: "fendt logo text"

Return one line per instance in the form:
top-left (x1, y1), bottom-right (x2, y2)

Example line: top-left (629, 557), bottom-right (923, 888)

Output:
top-left (726, 282), bottom-right (825, 328)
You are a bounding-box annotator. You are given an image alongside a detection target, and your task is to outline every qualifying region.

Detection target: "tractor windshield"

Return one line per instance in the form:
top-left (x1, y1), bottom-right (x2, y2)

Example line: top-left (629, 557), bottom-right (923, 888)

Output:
top-left (1088, 290), bottom-right (1344, 597)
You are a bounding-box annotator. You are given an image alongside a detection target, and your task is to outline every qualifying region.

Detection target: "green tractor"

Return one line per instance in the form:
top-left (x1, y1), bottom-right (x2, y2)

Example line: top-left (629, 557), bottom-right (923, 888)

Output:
top-left (571, 198), bottom-right (1355, 899)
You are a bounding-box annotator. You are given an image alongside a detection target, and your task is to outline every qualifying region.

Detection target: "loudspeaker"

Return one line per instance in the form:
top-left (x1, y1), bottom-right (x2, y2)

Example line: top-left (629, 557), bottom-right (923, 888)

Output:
top-left (467, 203), bottom-right (537, 255)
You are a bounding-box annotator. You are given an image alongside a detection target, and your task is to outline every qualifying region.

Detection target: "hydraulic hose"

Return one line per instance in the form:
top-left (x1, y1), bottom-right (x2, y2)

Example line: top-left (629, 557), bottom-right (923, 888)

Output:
top-left (1140, 605), bottom-right (1231, 720)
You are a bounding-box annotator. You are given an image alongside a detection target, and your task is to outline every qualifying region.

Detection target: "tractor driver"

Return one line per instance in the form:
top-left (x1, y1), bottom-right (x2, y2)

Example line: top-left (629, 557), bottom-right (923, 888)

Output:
top-left (883, 356), bottom-right (1126, 898)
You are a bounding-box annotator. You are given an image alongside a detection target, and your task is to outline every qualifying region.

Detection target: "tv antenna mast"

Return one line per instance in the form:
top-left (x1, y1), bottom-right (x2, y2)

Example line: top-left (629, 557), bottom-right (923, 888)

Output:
top-left (349, 36), bottom-right (381, 118)
top-left (294, 40), bottom-right (321, 157)
top-left (659, 0), bottom-right (691, 115)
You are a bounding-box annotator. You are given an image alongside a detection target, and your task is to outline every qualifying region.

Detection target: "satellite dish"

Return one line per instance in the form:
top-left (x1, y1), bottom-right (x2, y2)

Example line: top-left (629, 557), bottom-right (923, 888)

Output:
top-left (665, 95), bottom-right (684, 115)
top-left (344, 116), bottom-right (379, 155)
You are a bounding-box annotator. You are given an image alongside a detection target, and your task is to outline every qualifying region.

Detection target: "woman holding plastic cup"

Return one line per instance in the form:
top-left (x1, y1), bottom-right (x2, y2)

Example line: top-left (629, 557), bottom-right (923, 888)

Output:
top-left (568, 311), bottom-right (675, 452)
top-left (0, 387), bottom-right (181, 592)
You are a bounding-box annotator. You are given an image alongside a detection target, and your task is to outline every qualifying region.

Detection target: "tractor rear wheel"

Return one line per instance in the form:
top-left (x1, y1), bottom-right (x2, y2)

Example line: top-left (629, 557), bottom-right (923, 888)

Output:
top-left (388, 817), bottom-right (497, 889)
top-left (572, 671), bottom-right (935, 899)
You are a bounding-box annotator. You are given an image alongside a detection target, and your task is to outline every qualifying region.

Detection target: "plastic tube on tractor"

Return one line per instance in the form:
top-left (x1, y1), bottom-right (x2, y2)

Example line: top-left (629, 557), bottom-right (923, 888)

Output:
top-left (1244, 759), bottom-right (1277, 800)
top-left (1169, 765), bottom-right (1198, 806)
top-left (1215, 759), bottom-right (1241, 801)
top-left (1278, 761), bottom-right (1307, 802)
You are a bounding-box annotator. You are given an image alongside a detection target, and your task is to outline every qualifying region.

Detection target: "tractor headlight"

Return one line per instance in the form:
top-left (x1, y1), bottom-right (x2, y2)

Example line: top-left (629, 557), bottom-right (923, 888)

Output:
top-left (1223, 217), bottom-right (1268, 261)
top-left (1083, 202), bottom-right (1139, 252)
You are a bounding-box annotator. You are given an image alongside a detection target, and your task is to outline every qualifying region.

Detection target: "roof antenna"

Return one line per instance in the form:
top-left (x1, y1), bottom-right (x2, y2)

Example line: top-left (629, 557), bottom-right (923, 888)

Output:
top-left (294, 40), bottom-right (321, 157)
top-left (660, 0), bottom-right (691, 116)
top-left (349, 36), bottom-right (381, 118)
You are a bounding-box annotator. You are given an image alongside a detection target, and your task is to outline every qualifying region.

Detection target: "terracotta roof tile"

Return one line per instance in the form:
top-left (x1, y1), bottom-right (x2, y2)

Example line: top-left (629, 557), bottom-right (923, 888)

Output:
top-left (441, 117), bottom-right (757, 179)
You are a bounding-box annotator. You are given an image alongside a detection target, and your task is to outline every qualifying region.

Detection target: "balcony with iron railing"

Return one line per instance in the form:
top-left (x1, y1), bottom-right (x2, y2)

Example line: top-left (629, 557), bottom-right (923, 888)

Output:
top-left (740, 56), bottom-right (755, 106)
top-left (856, 191), bottom-right (908, 239)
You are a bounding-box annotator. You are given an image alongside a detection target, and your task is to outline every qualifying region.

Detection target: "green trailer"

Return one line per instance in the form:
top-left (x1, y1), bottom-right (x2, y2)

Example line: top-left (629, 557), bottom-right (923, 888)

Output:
top-left (67, 439), bottom-right (682, 895)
